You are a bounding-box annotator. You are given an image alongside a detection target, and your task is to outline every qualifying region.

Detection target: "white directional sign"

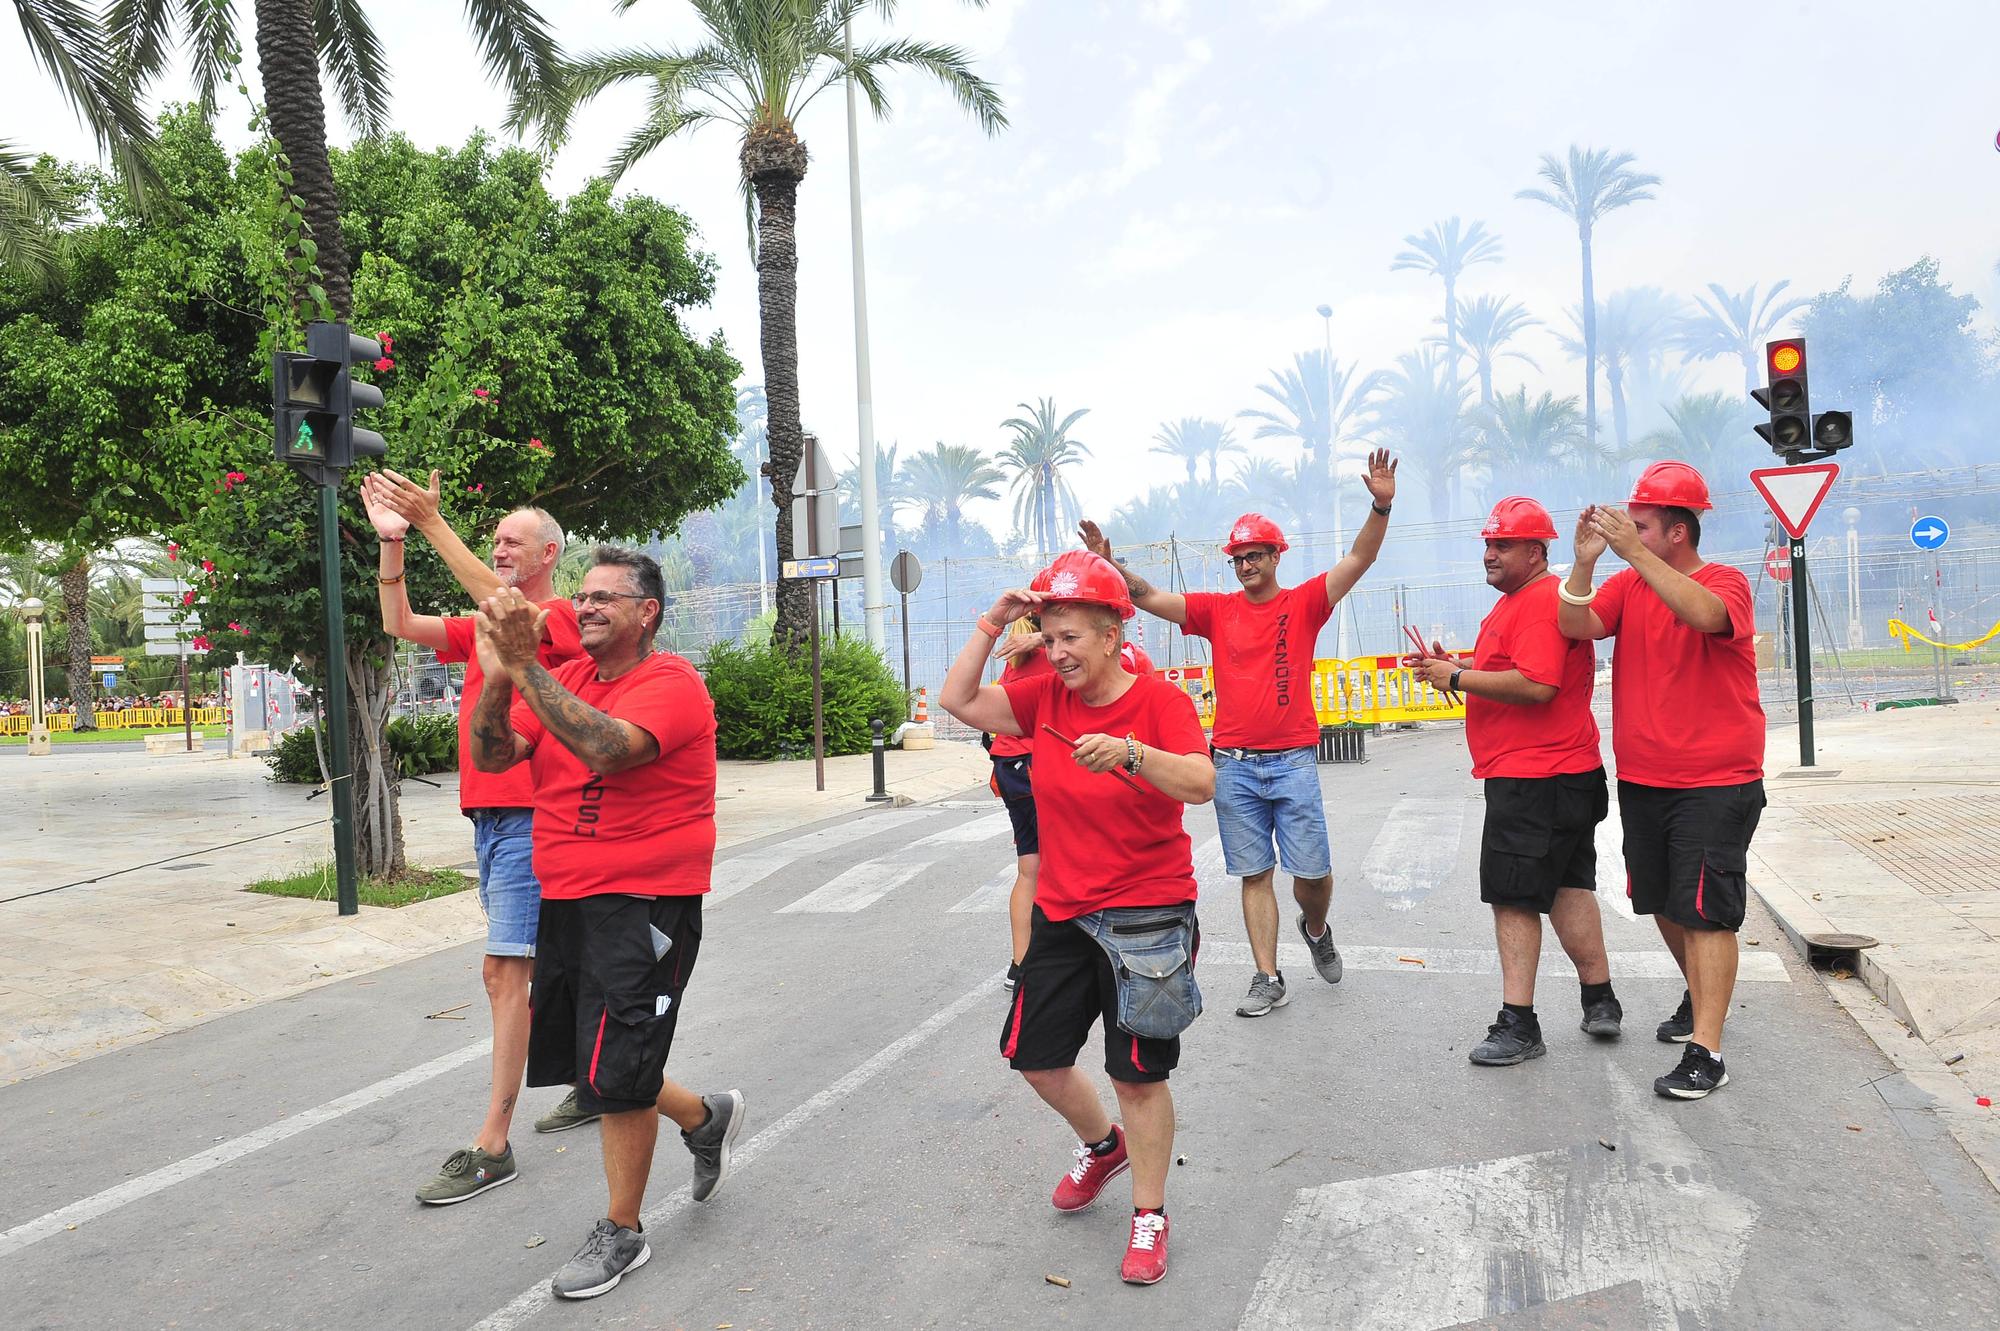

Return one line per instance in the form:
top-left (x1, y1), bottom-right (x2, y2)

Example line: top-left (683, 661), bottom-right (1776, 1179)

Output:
top-left (1748, 463), bottom-right (1840, 541)
top-left (144, 640), bottom-right (200, 657)
top-left (144, 622), bottom-right (200, 640)
top-left (1239, 1068), bottom-right (1757, 1330)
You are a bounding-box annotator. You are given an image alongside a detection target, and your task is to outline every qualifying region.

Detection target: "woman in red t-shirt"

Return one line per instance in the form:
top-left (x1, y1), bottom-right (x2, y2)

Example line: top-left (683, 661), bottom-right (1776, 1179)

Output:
top-left (940, 550), bottom-right (1214, 1288)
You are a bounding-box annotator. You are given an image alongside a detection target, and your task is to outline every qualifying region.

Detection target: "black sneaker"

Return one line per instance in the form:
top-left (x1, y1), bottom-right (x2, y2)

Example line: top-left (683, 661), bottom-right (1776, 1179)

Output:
top-left (1655, 1042), bottom-right (1728, 1099)
top-left (1468, 1010), bottom-right (1546, 1066)
top-left (1004, 961), bottom-right (1023, 993)
top-left (1655, 990), bottom-right (1693, 1043)
top-left (1581, 995), bottom-right (1623, 1039)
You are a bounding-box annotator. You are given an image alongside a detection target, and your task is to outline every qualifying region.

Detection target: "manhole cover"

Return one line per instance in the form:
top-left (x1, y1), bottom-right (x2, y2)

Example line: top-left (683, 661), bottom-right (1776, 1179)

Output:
top-left (1803, 932), bottom-right (1878, 950)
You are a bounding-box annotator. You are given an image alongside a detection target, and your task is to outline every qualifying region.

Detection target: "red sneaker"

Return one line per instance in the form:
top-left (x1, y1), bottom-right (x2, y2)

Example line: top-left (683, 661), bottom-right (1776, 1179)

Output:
top-left (1051, 1126), bottom-right (1129, 1212)
top-left (1121, 1211), bottom-right (1169, 1284)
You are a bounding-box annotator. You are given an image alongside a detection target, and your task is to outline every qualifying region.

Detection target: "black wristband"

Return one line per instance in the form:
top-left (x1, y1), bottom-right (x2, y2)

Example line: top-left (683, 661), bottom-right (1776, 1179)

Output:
top-left (1372, 503), bottom-right (1392, 516)
top-left (1449, 668), bottom-right (1463, 692)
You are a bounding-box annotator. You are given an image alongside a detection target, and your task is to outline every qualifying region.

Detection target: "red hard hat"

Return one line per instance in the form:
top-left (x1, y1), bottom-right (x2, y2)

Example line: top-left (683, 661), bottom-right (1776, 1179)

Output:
top-left (1223, 512), bottom-right (1289, 555)
top-left (1628, 460), bottom-right (1713, 511)
top-left (1119, 642), bottom-right (1155, 675)
top-left (1480, 496), bottom-right (1558, 541)
top-left (1033, 550), bottom-right (1136, 620)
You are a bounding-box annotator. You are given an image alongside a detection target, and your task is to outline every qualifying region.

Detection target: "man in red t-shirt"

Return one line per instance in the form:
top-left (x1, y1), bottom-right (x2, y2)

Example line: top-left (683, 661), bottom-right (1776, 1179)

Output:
top-left (1080, 448), bottom-right (1400, 1018)
top-left (362, 472), bottom-right (586, 1203)
top-left (1557, 461), bottom-right (1766, 1102)
top-left (469, 546), bottom-right (741, 1302)
top-left (1408, 498), bottom-right (1621, 1067)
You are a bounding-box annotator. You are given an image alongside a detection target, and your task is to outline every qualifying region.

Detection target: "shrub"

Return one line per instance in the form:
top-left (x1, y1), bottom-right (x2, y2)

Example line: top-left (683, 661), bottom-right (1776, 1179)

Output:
top-left (264, 713), bottom-right (459, 783)
top-left (703, 634), bottom-right (908, 760)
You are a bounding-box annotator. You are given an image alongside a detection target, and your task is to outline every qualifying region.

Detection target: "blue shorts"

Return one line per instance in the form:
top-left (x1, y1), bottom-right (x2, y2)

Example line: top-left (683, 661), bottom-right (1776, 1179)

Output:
top-left (1213, 747), bottom-right (1332, 880)
top-left (470, 807), bottom-right (542, 957)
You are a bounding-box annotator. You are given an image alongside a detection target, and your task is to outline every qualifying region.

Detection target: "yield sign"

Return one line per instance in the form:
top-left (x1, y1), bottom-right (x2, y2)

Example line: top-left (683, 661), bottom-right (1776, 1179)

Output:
top-left (1749, 462), bottom-right (1840, 540)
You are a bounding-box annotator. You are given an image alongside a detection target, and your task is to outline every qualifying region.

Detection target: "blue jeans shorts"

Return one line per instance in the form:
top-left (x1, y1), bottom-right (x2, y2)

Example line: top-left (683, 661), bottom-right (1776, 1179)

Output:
top-left (470, 807), bottom-right (542, 958)
top-left (1213, 746), bottom-right (1332, 880)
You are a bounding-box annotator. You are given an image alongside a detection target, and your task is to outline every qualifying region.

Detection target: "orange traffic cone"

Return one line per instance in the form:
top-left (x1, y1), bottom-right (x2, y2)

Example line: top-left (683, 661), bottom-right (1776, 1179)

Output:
top-left (913, 687), bottom-right (930, 724)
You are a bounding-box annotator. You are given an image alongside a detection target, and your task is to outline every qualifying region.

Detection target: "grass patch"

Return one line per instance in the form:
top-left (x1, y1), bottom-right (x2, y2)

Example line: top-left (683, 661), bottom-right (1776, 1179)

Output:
top-left (0, 725), bottom-right (228, 746)
top-left (246, 863), bottom-right (473, 909)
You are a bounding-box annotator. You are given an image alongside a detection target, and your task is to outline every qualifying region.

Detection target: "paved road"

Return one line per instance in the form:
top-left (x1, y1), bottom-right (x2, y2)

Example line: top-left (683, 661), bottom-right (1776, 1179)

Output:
top-left (4, 729), bottom-right (1997, 1329)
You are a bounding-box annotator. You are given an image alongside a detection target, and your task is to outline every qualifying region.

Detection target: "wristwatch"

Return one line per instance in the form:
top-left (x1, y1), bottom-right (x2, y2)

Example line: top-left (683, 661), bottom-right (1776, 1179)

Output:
top-left (1449, 668), bottom-right (1463, 693)
top-left (1372, 503), bottom-right (1392, 516)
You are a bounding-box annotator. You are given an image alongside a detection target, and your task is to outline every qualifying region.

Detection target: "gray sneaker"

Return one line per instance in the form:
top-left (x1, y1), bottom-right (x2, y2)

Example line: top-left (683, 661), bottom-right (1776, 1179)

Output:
top-left (1296, 913), bottom-right (1344, 984)
top-left (1235, 971), bottom-right (1289, 1017)
top-left (534, 1088), bottom-right (602, 1134)
top-left (414, 1144), bottom-right (516, 1206)
top-left (682, 1089), bottom-right (745, 1203)
top-left (551, 1218), bottom-right (650, 1300)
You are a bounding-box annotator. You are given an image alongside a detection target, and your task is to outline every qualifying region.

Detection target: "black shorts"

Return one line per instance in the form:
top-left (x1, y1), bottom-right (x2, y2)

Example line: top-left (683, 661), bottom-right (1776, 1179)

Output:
top-left (528, 894), bottom-right (703, 1115)
top-left (1479, 769), bottom-right (1608, 912)
top-left (999, 905), bottom-right (1186, 1084)
top-left (1617, 779), bottom-right (1766, 932)
top-left (992, 754), bottom-right (1038, 856)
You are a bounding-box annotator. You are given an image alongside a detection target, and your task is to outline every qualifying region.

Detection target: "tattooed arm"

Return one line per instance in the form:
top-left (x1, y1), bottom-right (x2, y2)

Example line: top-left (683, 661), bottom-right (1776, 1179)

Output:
top-left (1077, 520), bottom-right (1188, 624)
top-left (468, 669), bottom-right (531, 773)
top-left (510, 660), bottom-right (661, 777)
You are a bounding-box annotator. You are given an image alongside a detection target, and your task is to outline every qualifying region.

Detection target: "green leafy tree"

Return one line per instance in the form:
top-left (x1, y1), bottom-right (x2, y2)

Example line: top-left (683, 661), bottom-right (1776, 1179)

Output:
top-left (1517, 146), bottom-right (1660, 452)
top-left (1240, 348), bottom-right (1384, 498)
top-left (1151, 417), bottom-right (1240, 487)
top-left (1632, 391), bottom-right (1747, 479)
top-left (1370, 347), bottom-right (1474, 525)
top-left (517, 0), bottom-right (1005, 648)
top-left (1675, 280), bottom-right (1809, 394)
top-left (1469, 388), bottom-right (1589, 506)
top-left (999, 397), bottom-right (1091, 557)
top-left (1391, 216), bottom-right (1502, 400)
top-left (899, 441), bottom-right (1001, 558)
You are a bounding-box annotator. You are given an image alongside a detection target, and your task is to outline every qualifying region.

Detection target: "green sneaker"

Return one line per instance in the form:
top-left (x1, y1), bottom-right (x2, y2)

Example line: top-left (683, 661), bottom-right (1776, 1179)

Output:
top-left (534, 1089), bottom-right (603, 1134)
top-left (415, 1144), bottom-right (516, 1206)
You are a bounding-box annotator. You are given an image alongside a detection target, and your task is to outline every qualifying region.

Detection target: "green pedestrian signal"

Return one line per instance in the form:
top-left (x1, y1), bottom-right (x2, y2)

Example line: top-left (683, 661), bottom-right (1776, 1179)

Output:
top-left (272, 321), bottom-right (388, 482)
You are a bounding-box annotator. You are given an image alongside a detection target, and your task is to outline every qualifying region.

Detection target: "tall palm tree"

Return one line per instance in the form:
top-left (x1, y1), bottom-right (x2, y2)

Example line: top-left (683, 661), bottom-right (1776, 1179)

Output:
top-left (1517, 145), bottom-right (1661, 452)
top-left (1391, 217), bottom-right (1502, 399)
top-left (899, 442), bottom-right (1002, 558)
top-left (998, 398), bottom-right (1091, 558)
top-left (1470, 388), bottom-right (1590, 506)
top-left (1556, 287), bottom-right (1681, 453)
top-left (1634, 391), bottom-right (1748, 477)
top-left (1370, 347), bottom-right (1474, 525)
top-left (1675, 280), bottom-right (1810, 394)
top-left (1240, 349), bottom-right (1384, 495)
top-left (515, 0), bottom-right (1005, 647)
top-left (1150, 417), bottom-right (1239, 487)
top-left (1437, 294), bottom-right (1540, 407)
top-left (1227, 454), bottom-right (1312, 535)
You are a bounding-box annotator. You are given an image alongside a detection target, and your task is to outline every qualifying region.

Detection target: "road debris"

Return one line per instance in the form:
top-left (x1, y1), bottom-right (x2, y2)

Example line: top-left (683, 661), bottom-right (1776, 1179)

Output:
top-left (1175, 1154), bottom-right (1189, 1166)
top-left (524, 1236), bottom-right (545, 1248)
top-left (1846, 1124), bottom-right (1863, 1132)
top-left (1397, 955), bottom-right (1426, 967)
top-left (1597, 1138), bottom-right (1616, 1151)
top-left (1044, 1274), bottom-right (1071, 1288)
top-left (1978, 1097), bottom-right (1992, 1108)
top-left (426, 1002), bottom-right (471, 1021)
top-left (1944, 1053), bottom-right (1966, 1066)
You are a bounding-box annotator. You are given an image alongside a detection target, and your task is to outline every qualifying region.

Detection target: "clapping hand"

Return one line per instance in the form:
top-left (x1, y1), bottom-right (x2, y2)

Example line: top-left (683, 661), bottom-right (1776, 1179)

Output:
top-left (472, 587), bottom-right (548, 680)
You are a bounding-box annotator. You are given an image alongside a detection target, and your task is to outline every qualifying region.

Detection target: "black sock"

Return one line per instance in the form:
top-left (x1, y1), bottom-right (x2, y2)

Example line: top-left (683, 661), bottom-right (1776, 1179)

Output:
top-left (1580, 981), bottom-right (1615, 1006)
top-left (1088, 1128), bottom-right (1120, 1155)
top-left (1134, 1206), bottom-right (1165, 1218)
top-left (1502, 1001), bottom-right (1537, 1025)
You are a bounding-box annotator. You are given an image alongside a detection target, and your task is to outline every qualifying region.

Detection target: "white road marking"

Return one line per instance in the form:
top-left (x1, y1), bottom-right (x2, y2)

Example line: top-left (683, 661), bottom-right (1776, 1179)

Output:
top-left (709, 810), bottom-right (936, 905)
top-left (1198, 940), bottom-right (1789, 983)
top-left (1360, 799), bottom-right (1468, 912)
top-left (947, 864), bottom-right (1019, 914)
top-left (1238, 1065), bottom-right (1758, 1329)
top-left (469, 969), bottom-right (1007, 1331)
top-left (0, 1040), bottom-right (493, 1262)
top-left (1191, 832), bottom-right (1229, 888)
top-left (777, 860), bottom-right (930, 914)
top-left (916, 810), bottom-right (1013, 844)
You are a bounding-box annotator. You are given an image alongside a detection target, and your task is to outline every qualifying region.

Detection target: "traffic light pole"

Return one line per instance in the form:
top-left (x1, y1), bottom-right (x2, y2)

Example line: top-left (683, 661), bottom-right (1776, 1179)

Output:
top-left (318, 481), bottom-right (359, 915)
top-left (1788, 536), bottom-right (1814, 768)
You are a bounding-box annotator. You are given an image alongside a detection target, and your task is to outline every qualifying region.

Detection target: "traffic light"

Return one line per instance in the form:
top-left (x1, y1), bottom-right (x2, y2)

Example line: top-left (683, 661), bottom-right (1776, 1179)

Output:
top-left (1812, 409), bottom-right (1853, 452)
top-left (272, 321), bottom-right (387, 481)
top-left (1752, 338), bottom-right (1811, 455)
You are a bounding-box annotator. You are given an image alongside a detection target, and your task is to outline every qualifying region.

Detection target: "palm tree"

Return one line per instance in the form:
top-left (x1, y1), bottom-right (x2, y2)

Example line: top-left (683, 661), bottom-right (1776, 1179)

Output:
top-left (1391, 217), bottom-right (1502, 398)
top-left (899, 442), bottom-right (1002, 559)
top-left (999, 398), bottom-right (1091, 558)
top-left (1370, 347), bottom-right (1474, 525)
top-left (1438, 294), bottom-right (1540, 407)
top-left (1556, 287), bottom-right (1681, 453)
top-left (515, 0), bottom-right (1005, 647)
top-left (1517, 146), bottom-right (1661, 452)
top-left (1675, 281), bottom-right (1810, 394)
top-left (1150, 417), bottom-right (1239, 487)
top-left (1634, 391), bottom-right (1748, 477)
top-left (1226, 455), bottom-right (1312, 535)
top-left (1469, 388), bottom-right (1589, 506)
top-left (1240, 349), bottom-right (1384, 495)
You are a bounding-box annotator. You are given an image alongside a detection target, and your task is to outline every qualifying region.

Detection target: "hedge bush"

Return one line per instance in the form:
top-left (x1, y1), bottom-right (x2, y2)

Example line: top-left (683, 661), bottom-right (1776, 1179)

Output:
top-left (265, 713), bottom-right (460, 783)
top-left (703, 634), bottom-right (908, 760)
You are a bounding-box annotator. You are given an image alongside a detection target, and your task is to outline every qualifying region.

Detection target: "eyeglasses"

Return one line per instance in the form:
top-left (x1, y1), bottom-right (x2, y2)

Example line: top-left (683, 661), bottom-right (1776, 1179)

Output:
top-left (1229, 550), bottom-right (1270, 567)
top-left (571, 591), bottom-right (652, 610)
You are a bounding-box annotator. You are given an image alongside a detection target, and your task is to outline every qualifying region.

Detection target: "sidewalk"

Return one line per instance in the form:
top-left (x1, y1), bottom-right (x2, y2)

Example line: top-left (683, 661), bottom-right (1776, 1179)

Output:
top-left (1749, 700), bottom-right (2000, 1191)
top-left (0, 741), bottom-right (988, 1085)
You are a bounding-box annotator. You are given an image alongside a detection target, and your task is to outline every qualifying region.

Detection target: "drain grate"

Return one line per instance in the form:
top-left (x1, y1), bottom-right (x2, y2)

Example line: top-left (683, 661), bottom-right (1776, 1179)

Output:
top-left (1797, 797), bottom-right (2000, 895)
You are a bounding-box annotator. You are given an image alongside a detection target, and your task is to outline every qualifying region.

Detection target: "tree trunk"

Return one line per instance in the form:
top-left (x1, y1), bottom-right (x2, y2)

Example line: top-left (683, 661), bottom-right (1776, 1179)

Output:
top-left (1608, 362), bottom-right (1629, 454)
top-left (1578, 226), bottom-right (1597, 452)
top-left (742, 125), bottom-right (812, 651)
top-left (1479, 357), bottom-right (1494, 407)
top-left (1443, 275), bottom-right (1460, 401)
top-left (254, 0), bottom-right (353, 317)
top-left (60, 554), bottom-right (96, 730)
top-left (347, 639), bottom-right (405, 877)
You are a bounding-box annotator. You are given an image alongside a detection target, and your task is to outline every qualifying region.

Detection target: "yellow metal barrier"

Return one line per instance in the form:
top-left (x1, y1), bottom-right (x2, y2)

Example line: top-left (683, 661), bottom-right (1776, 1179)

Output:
top-left (0, 707), bottom-right (226, 736)
top-left (1156, 655), bottom-right (1470, 729)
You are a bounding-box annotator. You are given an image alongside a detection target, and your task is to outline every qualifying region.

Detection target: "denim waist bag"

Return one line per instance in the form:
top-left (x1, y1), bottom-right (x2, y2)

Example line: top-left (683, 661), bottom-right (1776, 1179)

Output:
top-left (1074, 903), bottom-right (1203, 1040)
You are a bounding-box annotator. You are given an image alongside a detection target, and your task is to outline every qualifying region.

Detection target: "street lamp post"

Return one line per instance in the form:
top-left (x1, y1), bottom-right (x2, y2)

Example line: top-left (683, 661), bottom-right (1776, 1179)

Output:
top-left (19, 597), bottom-right (51, 755)
top-left (1318, 303), bottom-right (1350, 658)
top-left (845, 17), bottom-right (888, 652)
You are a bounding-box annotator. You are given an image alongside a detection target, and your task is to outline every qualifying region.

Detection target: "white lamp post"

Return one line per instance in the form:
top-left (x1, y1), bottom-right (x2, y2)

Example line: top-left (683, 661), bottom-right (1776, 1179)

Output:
top-left (19, 597), bottom-right (50, 755)
top-left (1318, 303), bottom-right (1350, 658)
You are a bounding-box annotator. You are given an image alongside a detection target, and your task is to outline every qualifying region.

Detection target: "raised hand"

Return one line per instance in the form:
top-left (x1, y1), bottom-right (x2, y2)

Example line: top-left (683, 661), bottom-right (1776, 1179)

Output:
top-left (1077, 519), bottom-right (1114, 563)
top-left (360, 474), bottom-right (410, 541)
top-left (1573, 505), bottom-right (1609, 567)
top-left (1590, 505), bottom-right (1643, 560)
top-left (1362, 448), bottom-right (1399, 506)
top-left (374, 468), bottom-right (445, 529)
top-left (986, 587), bottom-right (1046, 628)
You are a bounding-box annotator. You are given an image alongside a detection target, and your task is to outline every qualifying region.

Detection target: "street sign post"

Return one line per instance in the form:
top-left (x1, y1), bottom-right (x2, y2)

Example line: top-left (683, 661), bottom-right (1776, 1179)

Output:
top-left (1910, 516), bottom-right (1949, 551)
top-left (890, 550), bottom-right (923, 697)
top-left (141, 578), bottom-right (199, 751)
top-left (1749, 463), bottom-right (1841, 767)
top-left (779, 549), bottom-right (845, 793)
top-left (1910, 516), bottom-right (1951, 700)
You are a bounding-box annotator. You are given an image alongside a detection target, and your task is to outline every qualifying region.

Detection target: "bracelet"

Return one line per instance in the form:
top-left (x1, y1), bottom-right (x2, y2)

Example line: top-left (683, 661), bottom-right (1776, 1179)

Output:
top-left (377, 573), bottom-right (406, 586)
top-left (1449, 668), bottom-right (1463, 693)
top-left (1372, 503), bottom-right (1392, 516)
top-left (1124, 736), bottom-right (1143, 775)
top-left (1556, 581), bottom-right (1598, 607)
top-left (379, 535), bottom-right (405, 544)
top-left (976, 614), bottom-right (1003, 638)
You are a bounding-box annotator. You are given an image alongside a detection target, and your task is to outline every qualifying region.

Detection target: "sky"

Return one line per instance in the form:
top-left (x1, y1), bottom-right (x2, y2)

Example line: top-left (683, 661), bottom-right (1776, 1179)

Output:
top-left (8, 0), bottom-right (2000, 538)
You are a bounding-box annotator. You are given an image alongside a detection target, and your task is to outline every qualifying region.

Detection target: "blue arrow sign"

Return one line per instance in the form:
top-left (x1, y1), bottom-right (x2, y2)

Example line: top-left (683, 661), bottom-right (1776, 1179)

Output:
top-left (1910, 516), bottom-right (1950, 551)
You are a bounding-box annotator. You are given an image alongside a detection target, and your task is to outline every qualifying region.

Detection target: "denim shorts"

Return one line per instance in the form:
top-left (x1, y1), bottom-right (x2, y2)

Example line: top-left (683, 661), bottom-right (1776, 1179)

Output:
top-left (1213, 746), bottom-right (1332, 879)
top-left (470, 807), bottom-right (542, 958)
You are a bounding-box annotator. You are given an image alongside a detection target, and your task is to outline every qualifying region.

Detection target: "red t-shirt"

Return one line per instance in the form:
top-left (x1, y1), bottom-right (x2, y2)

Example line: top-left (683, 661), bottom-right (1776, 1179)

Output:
top-left (999, 671), bottom-right (1209, 922)
top-left (1181, 579), bottom-right (1333, 748)
top-left (509, 652), bottom-right (718, 899)
top-left (1594, 563), bottom-right (1765, 788)
top-left (439, 599), bottom-right (582, 810)
top-left (990, 648), bottom-right (1054, 758)
top-left (1466, 575), bottom-right (1600, 780)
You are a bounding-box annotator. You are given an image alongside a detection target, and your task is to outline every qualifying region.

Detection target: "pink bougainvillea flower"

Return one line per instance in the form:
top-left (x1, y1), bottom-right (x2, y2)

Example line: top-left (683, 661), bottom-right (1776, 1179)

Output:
top-left (182, 590), bottom-right (196, 606)
top-left (467, 483), bottom-right (485, 494)
top-left (528, 437), bottom-right (546, 450)
top-left (201, 559), bottom-right (215, 573)
top-left (192, 635), bottom-right (212, 652)
top-left (376, 333), bottom-right (394, 352)
top-left (228, 621), bottom-right (244, 633)
top-left (221, 470), bottom-right (248, 493)
top-left (472, 388), bottom-right (491, 399)
top-left (374, 357), bottom-right (394, 372)
top-left (166, 542), bottom-right (179, 561)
